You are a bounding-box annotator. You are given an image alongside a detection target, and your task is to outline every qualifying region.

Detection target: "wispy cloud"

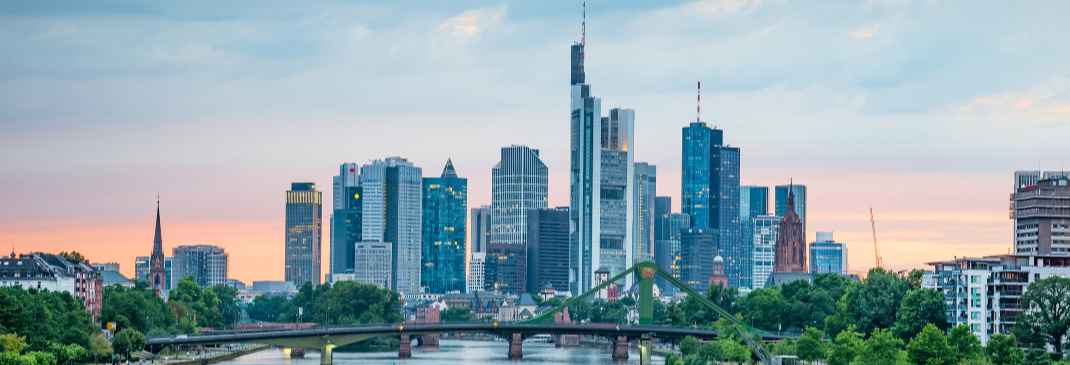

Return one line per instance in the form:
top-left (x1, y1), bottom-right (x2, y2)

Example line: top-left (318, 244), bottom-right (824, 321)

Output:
top-left (439, 6), bottom-right (506, 38)
top-left (849, 23), bottom-right (878, 39)
top-left (958, 74), bottom-right (1070, 123)
top-left (352, 25), bottom-right (370, 40)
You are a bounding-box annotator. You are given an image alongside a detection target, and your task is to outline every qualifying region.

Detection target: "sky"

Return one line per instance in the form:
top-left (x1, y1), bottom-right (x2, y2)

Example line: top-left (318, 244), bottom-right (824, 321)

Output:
top-left (1, 0), bottom-right (1069, 284)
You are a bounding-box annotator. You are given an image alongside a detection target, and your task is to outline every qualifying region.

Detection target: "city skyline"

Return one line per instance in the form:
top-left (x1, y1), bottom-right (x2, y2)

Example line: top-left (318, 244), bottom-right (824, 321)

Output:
top-left (3, 1), bottom-right (1069, 284)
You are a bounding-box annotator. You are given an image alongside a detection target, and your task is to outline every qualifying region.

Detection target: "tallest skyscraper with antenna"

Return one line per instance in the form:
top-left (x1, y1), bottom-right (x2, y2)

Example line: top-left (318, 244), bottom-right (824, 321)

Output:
top-left (570, 1), bottom-right (635, 296)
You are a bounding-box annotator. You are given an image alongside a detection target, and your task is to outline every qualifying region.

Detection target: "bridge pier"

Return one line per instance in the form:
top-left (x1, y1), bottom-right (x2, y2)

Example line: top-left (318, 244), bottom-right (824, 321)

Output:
top-left (399, 335), bottom-right (412, 358)
top-left (612, 336), bottom-right (629, 361)
top-left (319, 345), bottom-right (335, 365)
top-left (508, 333), bottom-right (523, 360)
top-left (639, 333), bottom-right (652, 365)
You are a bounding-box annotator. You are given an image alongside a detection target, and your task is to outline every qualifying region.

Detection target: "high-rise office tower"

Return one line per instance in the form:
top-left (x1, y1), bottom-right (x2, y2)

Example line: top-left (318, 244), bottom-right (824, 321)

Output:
top-left (470, 206), bottom-right (492, 254)
top-left (172, 245), bottom-right (228, 288)
top-left (681, 122), bottom-right (741, 287)
top-left (654, 196), bottom-right (672, 241)
top-left (633, 162), bottom-right (657, 263)
top-left (809, 232), bottom-right (847, 274)
top-left (739, 186), bottom-right (768, 289)
top-left (527, 207), bottom-right (570, 293)
top-left (775, 184), bottom-right (807, 240)
top-left (568, 32), bottom-right (637, 294)
top-left (422, 159), bottom-right (468, 294)
top-left (654, 213), bottom-right (690, 296)
top-left (468, 253), bottom-right (486, 293)
top-left (774, 187), bottom-right (806, 273)
top-left (285, 182), bottom-right (322, 286)
top-left (1011, 175), bottom-right (1070, 255)
top-left (679, 228), bottom-right (716, 293)
top-left (331, 163), bottom-right (362, 277)
top-left (361, 157), bottom-right (423, 294)
top-left (148, 200), bottom-right (167, 291)
top-left (354, 242), bottom-right (393, 290)
top-left (752, 215), bottom-right (780, 288)
top-left (1014, 170), bottom-right (1068, 190)
top-left (488, 145), bottom-right (547, 293)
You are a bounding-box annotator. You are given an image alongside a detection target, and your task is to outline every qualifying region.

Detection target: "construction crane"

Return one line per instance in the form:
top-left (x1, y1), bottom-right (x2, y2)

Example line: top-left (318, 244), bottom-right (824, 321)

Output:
top-left (870, 208), bottom-right (883, 268)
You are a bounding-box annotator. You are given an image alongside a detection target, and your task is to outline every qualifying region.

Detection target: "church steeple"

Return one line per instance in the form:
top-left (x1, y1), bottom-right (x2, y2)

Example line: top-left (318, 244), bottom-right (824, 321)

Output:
top-left (153, 200), bottom-right (163, 256)
top-left (149, 197), bottom-right (167, 291)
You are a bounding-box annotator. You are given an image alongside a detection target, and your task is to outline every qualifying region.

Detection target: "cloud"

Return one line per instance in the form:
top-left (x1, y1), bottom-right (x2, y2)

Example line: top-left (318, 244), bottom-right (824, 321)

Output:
top-left (849, 23), bottom-right (878, 39)
top-left (689, 0), bottom-right (762, 14)
top-left (958, 74), bottom-right (1070, 123)
top-left (352, 25), bottom-right (370, 40)
top-left (146, 41), bottom-right (226, 65)
top-left (439, 6), bottom-right (506, 38)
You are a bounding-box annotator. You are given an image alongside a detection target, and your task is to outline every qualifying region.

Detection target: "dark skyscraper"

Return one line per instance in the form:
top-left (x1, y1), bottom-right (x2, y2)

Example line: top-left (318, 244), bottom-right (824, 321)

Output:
top-left (470, 206), bottom-right (491, 254)
top-left (286, 182), bottom-right (322, 286)
top-left (421, 159), bottom-right (468, 294)
top-left (485, 243), bottom-right (526, 294)
top-left (148, 200), bottom-right (167, 291)
top-left (331, 163), bottom-right (361, 276)
top-left (654, 196), bottom-right (672, 241)
top-left (681, 122), bottom-right (742, 287)
top-left (527, 207), bottom-right (570, 293)
top-left (739, 186), bottom-right (768, 289)
top-left (679, 228), bottom-right (716, 293)
top-left (774, 187), bottom-right (806, 273)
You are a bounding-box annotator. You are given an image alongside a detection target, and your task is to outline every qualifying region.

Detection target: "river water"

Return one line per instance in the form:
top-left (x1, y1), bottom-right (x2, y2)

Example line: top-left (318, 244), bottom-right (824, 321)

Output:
top-left (217, 339), bottom-right (666, 365)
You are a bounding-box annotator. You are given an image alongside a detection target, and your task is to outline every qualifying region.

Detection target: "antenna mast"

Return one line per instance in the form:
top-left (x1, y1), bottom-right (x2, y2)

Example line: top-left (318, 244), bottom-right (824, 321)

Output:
top-left (582, 1), bottom-right (586, 46)
top-left (697, 81), bottom-right (701, 122)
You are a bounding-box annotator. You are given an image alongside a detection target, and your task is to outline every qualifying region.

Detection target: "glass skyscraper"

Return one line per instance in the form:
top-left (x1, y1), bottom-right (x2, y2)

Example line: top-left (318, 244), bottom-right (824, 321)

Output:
top-left (775, 184), bottom-right (807, 238)
top-left (331, 163), bottom-right (362, 277)
top-left (361, 157), bottom-right (423, 295)
top-left (285, 182), bottom-right (321, 286)
top-left (421, 159), bottom-right (468, 294)
top-left (681, 122), bottom-right (742, 287)
top-left (173, 245), bottom-right (228, 288)
top-left (739, 186), bottom-right (768, 289)
top-left (752, 215), bottom-right (779, 289)
top-left (488, 145), bottom-right (547, 294)
top-left (654, 212), bottom-right (690, 296)
top-left (810, 232), bottom-right (847, 274)
top-left (633, 162), bottom-right (656, 263)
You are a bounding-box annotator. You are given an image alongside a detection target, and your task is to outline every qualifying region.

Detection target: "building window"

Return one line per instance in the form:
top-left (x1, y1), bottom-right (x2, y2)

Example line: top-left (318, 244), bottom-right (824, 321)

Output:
top-left (972, 324), bottom-right (979, 331)
top-left (972, 312), bottom-right (979, 319)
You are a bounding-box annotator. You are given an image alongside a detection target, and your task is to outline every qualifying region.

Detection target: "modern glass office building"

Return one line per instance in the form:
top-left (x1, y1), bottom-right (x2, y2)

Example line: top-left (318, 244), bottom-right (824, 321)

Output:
top-left (681, 122), bottom-right (742, 287)
top-left (810, 232), bottom-right (847, 274)
top-left (775, 184), bottom-right (807, 238)
top-left (421, 159), bottom-right (468, 294)
top-left (361, 157), bottom-right (423, 294)
top-left (331, 163), bottom-right (362, 277)
top-left (172, 245), bottom-right (228, 288)
top-left (633, 162), bottom-right (657, 263)
top-left (752, 215), bottom-right (780, 289)
top-left (654, 212), bottom-right (690, 296)
top-left (739, 186), bottom-right (768, 289)
top-left (527, 207), bottom-right (570, 293)
top-left (488, 146), bottom-right (547, 293)
top-left (285, 182), bottom-right (321, 286)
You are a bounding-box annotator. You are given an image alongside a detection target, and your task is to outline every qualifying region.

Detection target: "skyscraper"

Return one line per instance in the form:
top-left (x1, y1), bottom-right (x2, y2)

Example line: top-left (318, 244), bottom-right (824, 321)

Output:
top-left (774, 187), bottom-right (806, 273)
top-left (739, 186), bottom-right (768, 289)
top-left (679, 228), bottom-right (716, 293)
top-left (285, 182), bottom-right (321, 286)
top-left (775, 184), bottom-right (806, 239)
top-left (470, 206), bottom-right (492, 254)
top-left (752, 215), bottom-right (780, 288)
top-left (1011, 175), bottom-right (1070, 255)
top-left (568, 33), bottom-right (637, 294)
top-left (148, 200), bottom-right (167, 291)
top-left (633, 162), bottom-right (657, 263)
top-left (172, 245), bottom-right (228, 288)
top-left (361, 157), bottom-right (423, 294)
top-left (331, 163), bottom-right (362, 277)
top-left (654, 212), bottom-right (690, 296)
top-left (422, 159), bottom-right (468, 294)
top-left (653, 196), bottom-right (672, 241)
top-left (488, 145), bottom-right (547, 293)
top-left (681, 122), bottom-right (742, 287)
top-left (354, 242), bottom-right (393, 290)
top-left (810, 232), bottom-right (847, 274)
top-left (527, 207), bottom-right (570, 293)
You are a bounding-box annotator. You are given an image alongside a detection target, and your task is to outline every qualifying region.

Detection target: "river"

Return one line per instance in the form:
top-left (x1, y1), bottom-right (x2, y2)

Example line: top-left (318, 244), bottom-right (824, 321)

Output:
top-left (216, 339), bottom-right (667, 365)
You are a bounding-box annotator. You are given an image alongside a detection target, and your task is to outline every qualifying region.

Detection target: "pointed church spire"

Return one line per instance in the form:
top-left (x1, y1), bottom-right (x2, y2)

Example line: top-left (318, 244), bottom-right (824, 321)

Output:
top-left (153, 199), bottom-right (163, 256)
top-left (441, 158), bottom-right (457, 178)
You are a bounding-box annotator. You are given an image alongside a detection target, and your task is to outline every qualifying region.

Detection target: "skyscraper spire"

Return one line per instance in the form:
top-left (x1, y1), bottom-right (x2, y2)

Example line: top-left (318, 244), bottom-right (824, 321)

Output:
top-left (582, 0), bottom-right (586, 46)
top-left (697, 81), bottom-right (701, 122)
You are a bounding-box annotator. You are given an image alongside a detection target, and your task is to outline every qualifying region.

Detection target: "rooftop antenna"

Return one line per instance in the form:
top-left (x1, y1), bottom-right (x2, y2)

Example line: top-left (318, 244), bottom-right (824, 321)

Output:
top-left (582, 1), bottom-right (586, 46)
top-left (697, 81), bottom-right (701, 122)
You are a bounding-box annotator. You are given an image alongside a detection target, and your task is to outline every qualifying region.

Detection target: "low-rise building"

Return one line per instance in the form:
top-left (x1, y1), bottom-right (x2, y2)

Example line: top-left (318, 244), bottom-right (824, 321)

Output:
top-left (0, 252), bottom-right (102, 317)
top-left (928, 254), bottom-right (1070, 346)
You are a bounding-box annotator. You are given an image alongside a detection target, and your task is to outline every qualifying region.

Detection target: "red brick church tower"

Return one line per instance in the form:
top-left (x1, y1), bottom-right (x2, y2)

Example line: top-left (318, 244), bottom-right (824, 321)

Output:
top-left (774, 184), bottom-right (807, 273)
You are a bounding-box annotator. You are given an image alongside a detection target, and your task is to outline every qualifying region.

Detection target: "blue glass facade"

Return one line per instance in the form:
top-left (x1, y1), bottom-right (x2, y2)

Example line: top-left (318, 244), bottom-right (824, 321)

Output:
top-left (681, 121), bottom-right (742, 287)
top-left (810, 233), bottom-right (846, 274)
top-left (331, 163), bottom-right (362, 276)
top-left (775, 184), bottom-right (807, 234)
top-left (421, 159), bottom-right (468, 294)
top-left (739, 186), bottom-right (768, 289)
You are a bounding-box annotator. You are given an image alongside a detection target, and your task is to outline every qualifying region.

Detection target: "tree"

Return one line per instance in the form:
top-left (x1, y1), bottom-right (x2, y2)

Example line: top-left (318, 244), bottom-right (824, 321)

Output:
top-left (770, 338), bottom-right (797, 356)
top-left (947, 324), bottom-right (983, 362)
top-left (852, 268), bottom-right (911, 334)
top-left (1024, 348), bottom-right (1053, 365)
top-left (697, 341), bottom-right (723, 363)
top-left (706, 282), bottom-right (740, 315)
top-left (88, 335), bottom-right (112, 363)
top-left (246, 295), bottom-right (289, 323)
top-left (0, 333), bottom-right (26, 354)
top-left (986, 334), bottom-right (1025, 365)
top-left (441, 307), bottom-right (473, 322)
top-left (906, 323), bottom-right (954, 365)
top-left (100, 282), bottom-right (175, 334)
top-left (619, 296), bottom-right (636, 307)
top-left (208, 285), bottom-right (241, 329)
top-left (893, 288), bottom-right (949, 341)
top-left (51, 343), bottom-right (87, 365)
top-left (824, 286), bottom-right (856, 338)
top-left (57, 252), bottom-right (87, 264)
top-left (907, 269), bottom-right (925, 290)
top-left (827, 326), bottom-right (863, 365)
top-left (1014, 276), bottom-right (1070, 354)
top-left (0, 286), bottom-right (98, 351)
top-left (796, 327), bottom-right (826, 361)
top-left (855, 328), bottom-right (904, 365)
top-left (741, 286), bottom-right (788, 331)
top-left (679, 336), bottom-right (700, 357)
top-left (111, 328), bottom-right (145, 361)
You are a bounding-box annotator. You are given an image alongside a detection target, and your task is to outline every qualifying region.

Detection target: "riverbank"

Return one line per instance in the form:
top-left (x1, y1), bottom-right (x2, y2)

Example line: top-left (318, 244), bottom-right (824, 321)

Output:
top-left (165, 345), bottom-right (269, 365)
